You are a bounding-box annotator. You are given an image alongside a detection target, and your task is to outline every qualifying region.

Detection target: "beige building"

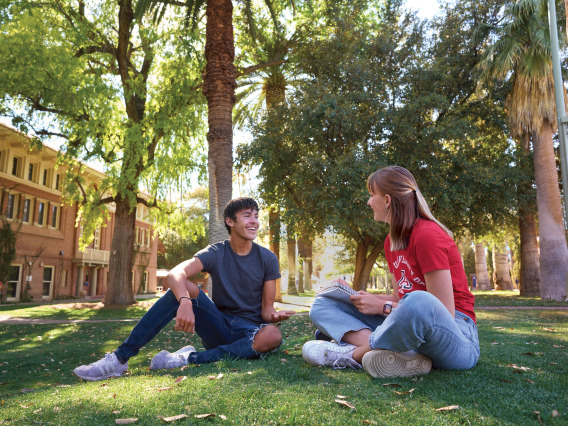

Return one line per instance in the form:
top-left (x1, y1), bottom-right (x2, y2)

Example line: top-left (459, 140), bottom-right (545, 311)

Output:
top-left (0, 122), bottom-right (158, 302)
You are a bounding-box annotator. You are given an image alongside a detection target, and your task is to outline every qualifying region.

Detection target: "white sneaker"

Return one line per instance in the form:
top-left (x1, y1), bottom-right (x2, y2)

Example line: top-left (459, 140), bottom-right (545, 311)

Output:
top-left (73, 353), bottom-right (128, 381)
top-left (362, 350), bottom-right (432, 378)
top-left (150, 345), bottom-right (196, 370)
top-left (302, 341), bottom-right (361, 369)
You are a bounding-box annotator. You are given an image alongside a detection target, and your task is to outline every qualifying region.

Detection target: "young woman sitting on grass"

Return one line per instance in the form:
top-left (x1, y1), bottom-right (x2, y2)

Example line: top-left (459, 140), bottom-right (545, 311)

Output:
top-left (302, 166), bottom-right (480, 378)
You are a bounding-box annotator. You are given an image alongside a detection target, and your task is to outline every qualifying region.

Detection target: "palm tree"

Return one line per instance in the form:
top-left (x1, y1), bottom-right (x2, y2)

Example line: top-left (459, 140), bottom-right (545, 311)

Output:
top-left (479, 0), bottom-right (568, 300)
top-left (137, 0), bottom-right (296, 244)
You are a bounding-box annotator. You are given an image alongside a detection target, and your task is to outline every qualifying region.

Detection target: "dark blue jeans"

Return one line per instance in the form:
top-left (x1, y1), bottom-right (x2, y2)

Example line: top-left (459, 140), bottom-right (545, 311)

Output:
top-left (115, 290), bottom-right (268, 364)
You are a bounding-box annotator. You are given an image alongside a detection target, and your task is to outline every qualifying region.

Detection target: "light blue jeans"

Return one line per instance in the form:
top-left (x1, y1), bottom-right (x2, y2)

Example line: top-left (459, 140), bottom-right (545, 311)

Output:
top-left (309, 290), bottom-right (480, 370)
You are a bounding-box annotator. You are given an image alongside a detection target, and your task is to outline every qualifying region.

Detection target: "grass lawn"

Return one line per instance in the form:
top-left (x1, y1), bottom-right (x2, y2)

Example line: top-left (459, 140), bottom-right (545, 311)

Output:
top-left (0, 298), bottom-right (567, 424)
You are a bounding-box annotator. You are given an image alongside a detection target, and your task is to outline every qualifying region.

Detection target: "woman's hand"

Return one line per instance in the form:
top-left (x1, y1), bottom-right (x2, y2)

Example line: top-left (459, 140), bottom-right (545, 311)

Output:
top-left (175, 299), bottom-right (196, 333)
top-left (350, 292), bottom-right (384, 315)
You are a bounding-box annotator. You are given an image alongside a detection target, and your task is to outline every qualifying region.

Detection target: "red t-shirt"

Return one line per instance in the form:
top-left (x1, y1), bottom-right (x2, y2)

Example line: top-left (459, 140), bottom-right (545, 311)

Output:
top-left (384, 219), bottom-right (476, 322)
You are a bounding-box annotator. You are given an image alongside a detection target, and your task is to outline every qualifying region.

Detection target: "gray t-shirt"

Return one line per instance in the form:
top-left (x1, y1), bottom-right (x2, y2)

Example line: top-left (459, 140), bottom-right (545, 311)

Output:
top-left (195, 240), bottom-right (281, 324)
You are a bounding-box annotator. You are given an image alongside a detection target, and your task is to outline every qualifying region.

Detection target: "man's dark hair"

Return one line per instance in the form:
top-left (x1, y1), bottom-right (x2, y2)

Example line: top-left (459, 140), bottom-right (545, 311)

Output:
top-left (224, 197), bottom-right (259, 234)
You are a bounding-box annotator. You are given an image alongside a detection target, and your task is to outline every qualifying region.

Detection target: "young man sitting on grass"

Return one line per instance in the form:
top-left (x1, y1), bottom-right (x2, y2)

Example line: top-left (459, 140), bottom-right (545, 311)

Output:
top-left (74, 197), bottom-right (295, 381)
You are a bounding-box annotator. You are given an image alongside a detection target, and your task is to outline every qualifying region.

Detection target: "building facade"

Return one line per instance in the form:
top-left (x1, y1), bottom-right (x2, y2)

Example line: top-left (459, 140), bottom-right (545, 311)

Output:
top-left (0, 123), bottom-right (158, 302)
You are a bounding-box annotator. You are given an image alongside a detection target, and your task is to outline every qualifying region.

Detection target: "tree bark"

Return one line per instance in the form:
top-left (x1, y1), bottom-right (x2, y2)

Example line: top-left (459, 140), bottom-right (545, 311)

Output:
top-left (517, 133), bottom-right (541, 296)
top-left (286, 236), bottom-right (298, 295)
top-left (352, 234), bottom-right (383, 291)
top-left (493, 243), bottom-right (513, 290)
top-left (203, 0), bottom-right (236, 244)
top-left (297, 236), bottom-right (312, 291)
top-left (518, 206), bottom-right (541, 295)
top-left (268, 207), bottom-right (282, 302)
top-left (474, 242), bottom-right (492, 290)
top-left (532, 126), bottom-right (568, 300)
top-left (103, 197), bottom-right (136, 305)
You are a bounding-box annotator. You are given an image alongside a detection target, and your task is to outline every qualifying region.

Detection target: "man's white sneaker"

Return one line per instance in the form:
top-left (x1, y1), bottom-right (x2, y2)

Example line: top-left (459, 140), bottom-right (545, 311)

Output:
top-left (150, 345), bottom-right (196, 370)
top-left (302, 340), bottom-right (361, 369)
top-left (73, 353), bottom-right (128, 381)
top-left (362, 350), bottom-right (432, 378)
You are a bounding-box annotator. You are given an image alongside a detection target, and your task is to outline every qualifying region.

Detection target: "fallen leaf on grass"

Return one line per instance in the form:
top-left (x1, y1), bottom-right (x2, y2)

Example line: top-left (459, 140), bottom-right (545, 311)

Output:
top-left (393, 388), bottom-right (415, 396)
top-left (336, 395), bottom-right (347, 399)
top-left (525, 379), bottom-right (535, 384)
top-left (162, 414), bottom-right (188, 422)
top-left (493, 327), bottom-right (504, 329)
top-left (112, 410), bottom-right (120, 414)
top-left (33, 408), bottom-right (42, 414)
top-left (552, 410), bottom-right (560, 417)
top-left (158, 387), bottom-right (173, 392)
top-left (195, 413), bottom-right (216, 419)
top-left (507, 364), bottom-right (531, 371)
top-left (174, 376), bottom-right (187, 384)
top-left (499, 379), bottom-right (513, 383)
top-left (219, 415), bottom-right (227, 420)
top-left (550, 362), bottom-right (558, 365)
top-left (553, 345), bottom-right (565, 348)
top-left (280, 359), bottom-right (289, 363)
top-left (115, 419), bottom-right (138, 424)
top-left (382, 383), bottom-right (402, 388)
top-left (20, 403), bottom-right (33, 408)
top-left (436, 405), bottom-right (459, 412)
top-left (100, 383), bottom-right (108, 387)
top-left (542, 327), bottom-right (555, 332)
top-left (335, 399), bottom-right (355, 409)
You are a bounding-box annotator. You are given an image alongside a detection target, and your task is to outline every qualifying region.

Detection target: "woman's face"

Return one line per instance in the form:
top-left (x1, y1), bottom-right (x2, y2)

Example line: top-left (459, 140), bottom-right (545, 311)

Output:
top-left (367, 190), bottom-right (391, 224)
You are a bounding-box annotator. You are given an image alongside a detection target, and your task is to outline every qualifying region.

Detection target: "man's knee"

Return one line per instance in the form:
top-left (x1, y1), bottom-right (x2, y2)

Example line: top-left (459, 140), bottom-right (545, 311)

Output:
top-left (252, 325), bottom-right (282, 353)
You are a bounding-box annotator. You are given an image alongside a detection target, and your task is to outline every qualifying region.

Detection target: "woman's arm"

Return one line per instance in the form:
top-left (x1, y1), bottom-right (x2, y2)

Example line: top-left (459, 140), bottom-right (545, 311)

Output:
top-left (424, 269), bottom-right (455, 317)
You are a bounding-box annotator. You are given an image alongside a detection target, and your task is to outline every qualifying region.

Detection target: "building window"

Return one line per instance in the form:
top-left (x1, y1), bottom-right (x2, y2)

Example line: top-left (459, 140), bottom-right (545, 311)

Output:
top-left (11, 156), bottom-right (22, 177)
top-left (51, 204), bottom-right (60, 229)
top-left (22, 198), bottom-right (32, 223)
top-left (143, 271), bottom-right (148, 293)
top-left (6, 193), bottom-right (16, 220)
top-left (37, 201), bottom-right (46, 226)
top-left (43, 266), bottom-right (54, 299)
top-left (43, 169), bottom-right (48, 186)
top-left (55, 174), bottom-right (60, 191)
top-left (7, 265), bottom-right (21, 300)
top-left (93, 227), bottom-right (101, 250)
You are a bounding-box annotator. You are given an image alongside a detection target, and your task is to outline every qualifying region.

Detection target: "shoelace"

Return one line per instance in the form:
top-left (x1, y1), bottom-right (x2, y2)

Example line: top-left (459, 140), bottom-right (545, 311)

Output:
top-left (332, 357), bottom-right (362, 370)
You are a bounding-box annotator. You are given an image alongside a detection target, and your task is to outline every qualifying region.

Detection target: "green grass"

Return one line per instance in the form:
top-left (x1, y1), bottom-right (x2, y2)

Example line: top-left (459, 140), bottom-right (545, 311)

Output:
top-left (1, 302), bottom-right (567, 424)
top-left (473, 290), bottom-right (568, 307)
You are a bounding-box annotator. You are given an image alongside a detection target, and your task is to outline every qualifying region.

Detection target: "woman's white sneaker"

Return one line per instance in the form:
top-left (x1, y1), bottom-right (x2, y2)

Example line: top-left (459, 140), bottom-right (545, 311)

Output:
top-left (302, 341), bottom-right (361, 369)
top-left (362, 350), bottom-right (432, 378)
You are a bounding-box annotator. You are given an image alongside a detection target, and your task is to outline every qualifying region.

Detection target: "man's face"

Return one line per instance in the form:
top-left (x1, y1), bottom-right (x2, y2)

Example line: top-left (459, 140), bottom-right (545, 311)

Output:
top-left (227, 208), bottom-right (259, 241)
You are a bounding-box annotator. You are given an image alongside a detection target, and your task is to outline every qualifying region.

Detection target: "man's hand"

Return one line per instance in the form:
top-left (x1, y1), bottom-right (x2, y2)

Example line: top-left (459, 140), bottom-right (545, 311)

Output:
top-left (269, 310), bottom-right (296, 323)
top-left (350, 292), bottom-right (383, 315)
top-left (175, 299), bottom-right (196, 333)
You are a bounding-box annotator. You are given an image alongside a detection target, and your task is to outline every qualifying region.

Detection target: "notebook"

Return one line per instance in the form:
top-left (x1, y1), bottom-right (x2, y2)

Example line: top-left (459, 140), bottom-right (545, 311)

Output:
top-left (315, 280), bottom-right (358, 303)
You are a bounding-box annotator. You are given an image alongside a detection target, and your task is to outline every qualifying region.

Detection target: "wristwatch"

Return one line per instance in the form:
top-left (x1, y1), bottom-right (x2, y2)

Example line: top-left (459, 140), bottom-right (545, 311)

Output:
top-left (383, 302), bottom-right (393, 315)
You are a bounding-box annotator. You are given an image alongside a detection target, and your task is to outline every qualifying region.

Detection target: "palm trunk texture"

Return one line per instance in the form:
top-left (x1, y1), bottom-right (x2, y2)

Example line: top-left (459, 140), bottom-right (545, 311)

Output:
top-left (287, 237), bottom-right (298, 295)
top-left (474, 242), bottom-right (492, 290)
top-left (532, 126), bottom-right (568, 300)
top-left (203, 0), bottom-right (236, 244)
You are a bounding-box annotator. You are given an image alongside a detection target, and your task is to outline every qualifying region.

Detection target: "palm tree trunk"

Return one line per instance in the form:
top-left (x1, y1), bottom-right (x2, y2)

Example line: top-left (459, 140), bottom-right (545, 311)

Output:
top-left (203, 0), bottom-right (236, 244)
top-left (517, 133), bottom-right (541, 296)
top-left (532, 126), bottom-right (568, 300)
top-left (286, 236), bottom-right (298, 295)
top-left (474, 242), bottom-right (492, 290)
top-left (268, 207), bottom-right (282, 302)
top-left (492, 243), bottom-right (513, 290)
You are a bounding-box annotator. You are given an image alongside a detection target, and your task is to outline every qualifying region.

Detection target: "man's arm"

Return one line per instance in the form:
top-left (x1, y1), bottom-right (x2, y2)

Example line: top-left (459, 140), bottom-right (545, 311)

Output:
top-left (261, 279), bottom-right (295, 323)
top-left (167, 257), bottom-right (204, 333)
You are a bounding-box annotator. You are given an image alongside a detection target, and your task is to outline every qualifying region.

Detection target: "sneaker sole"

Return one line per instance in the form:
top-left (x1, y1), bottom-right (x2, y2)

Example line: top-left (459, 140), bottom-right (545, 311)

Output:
top-left (362, 350), bottom-right (432, 378)
top-left (73, 370), bottom-right (125, 381)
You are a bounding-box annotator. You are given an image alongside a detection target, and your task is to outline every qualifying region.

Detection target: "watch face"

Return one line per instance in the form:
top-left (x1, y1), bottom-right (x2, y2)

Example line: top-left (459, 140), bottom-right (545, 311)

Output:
top-left (383, 303), bottom-right (392, 314)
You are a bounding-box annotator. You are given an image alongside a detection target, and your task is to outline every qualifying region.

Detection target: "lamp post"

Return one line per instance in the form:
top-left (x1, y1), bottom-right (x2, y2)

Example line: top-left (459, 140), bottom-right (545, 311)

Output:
top-left (547, 0), bottom-right (568, 228)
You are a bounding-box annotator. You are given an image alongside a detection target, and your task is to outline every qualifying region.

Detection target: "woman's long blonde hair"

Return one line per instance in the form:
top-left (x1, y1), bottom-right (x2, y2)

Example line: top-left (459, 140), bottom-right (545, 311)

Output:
top-left (367, 166), bottom-right (452, 251)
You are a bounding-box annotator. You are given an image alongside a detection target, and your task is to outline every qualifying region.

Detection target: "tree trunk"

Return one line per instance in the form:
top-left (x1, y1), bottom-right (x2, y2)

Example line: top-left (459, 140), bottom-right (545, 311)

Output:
top-left (352, 235), bottom-right (383, 291)
top-left (297, 261), bottom-right (304, 293)
top-left (518, 207), bottom-right (541, 295)
top-left (517, 133), bottom-right (541, 296)
top-left (493, 243), bottom-right (513, 290)
top-left (474, 242), bottom-right (492, 290)
top-left (297, 236), bottom-right (312, 291)
top-left (532, 126), bottom-right (568, 300)
top-left (103, 197), bottom-right (136, 305)
top-left (269, 207), bottom-right (282, 302)
top-left (203, 0), bottom-right (236, 244)
top-left (286, 237), bottom-right (298, 295)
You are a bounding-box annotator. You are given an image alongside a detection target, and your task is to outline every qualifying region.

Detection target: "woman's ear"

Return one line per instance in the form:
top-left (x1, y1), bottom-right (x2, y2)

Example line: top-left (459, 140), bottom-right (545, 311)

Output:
top-left (385, 194), bottom-right (391, 207)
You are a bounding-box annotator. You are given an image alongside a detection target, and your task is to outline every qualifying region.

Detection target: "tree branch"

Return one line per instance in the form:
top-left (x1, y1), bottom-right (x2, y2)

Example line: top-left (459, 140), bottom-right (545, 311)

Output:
top-left (237, 59), bottom-right (288, 78)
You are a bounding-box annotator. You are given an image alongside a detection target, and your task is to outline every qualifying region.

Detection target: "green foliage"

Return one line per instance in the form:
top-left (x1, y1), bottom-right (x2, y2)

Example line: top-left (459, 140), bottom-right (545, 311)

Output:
top-left (0, 0), bottom-right (207, 247)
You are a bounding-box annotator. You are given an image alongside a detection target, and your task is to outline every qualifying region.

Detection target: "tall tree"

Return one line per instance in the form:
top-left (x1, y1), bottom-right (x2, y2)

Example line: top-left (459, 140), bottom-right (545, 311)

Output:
top-left (479, 0), bottom-right (568, 300)
top-left (0, 0), bottom-right (205, 305)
